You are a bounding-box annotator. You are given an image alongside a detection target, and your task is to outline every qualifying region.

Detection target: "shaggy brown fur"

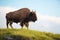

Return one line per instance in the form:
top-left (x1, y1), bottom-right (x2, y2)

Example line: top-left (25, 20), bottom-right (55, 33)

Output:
top-left (6, 8), bottom-right (37, 29)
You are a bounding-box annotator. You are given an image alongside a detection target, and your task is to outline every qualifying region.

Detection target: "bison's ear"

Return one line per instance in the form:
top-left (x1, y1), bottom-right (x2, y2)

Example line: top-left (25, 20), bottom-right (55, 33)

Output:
top-left (29, 12), bottom-right (33, 16)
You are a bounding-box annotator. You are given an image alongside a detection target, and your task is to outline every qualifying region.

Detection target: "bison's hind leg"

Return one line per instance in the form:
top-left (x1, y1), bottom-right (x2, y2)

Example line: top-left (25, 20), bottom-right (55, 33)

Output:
top-left (25, 22), bottom-right (29, 29)
top-left (6, 21), bottom-right (9, 28)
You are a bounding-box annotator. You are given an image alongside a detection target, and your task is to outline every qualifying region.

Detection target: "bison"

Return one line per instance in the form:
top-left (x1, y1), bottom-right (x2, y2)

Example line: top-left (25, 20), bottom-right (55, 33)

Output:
top-left (6, 8), bottom-right (37, 29)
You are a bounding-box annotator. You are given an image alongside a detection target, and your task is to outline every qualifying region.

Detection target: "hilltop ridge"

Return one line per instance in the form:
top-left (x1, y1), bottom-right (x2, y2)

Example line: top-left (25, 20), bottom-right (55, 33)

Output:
top-left (0, 29), bottom-right (60, 40)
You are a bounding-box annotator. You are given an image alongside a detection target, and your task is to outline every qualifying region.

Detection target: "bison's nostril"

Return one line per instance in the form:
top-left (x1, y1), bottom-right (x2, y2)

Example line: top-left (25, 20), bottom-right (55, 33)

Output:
top-left (35, 18), bottom-right (37, 20)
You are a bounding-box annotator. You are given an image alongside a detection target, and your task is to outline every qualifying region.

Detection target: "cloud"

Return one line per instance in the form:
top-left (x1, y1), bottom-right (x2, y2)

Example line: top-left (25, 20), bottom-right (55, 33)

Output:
top-left (37, 13), bottom-right (60, 24)
top-left (0, 7), bottom-right (16, 13)
top-left (36, 13), bottom-right (60, 33)
top-left (0, 6), bottom-right (17, 28)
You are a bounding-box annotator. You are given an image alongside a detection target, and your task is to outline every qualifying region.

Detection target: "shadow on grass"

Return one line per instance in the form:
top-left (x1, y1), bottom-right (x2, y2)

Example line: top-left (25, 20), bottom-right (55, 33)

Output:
top-left (5, 35), bottom-right (33, 40)
top-left (0, 32), bottom-right (33, 40)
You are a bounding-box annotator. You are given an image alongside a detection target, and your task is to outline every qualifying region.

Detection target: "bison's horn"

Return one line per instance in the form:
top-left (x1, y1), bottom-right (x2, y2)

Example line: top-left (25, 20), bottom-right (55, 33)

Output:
top-left (32, 10), bottom-right (33, 12)
top-left (34, 10), bottom-right (36, 13)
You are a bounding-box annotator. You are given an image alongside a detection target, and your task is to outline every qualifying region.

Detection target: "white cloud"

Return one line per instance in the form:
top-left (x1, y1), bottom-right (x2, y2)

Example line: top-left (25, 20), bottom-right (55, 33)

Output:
top-left (35, 12), bottom-right (60, 33)
top-left (37, 13), bottom-right (60, 24)
top-left (0, 7), bottom-right (16, 13)
top-left (0, 7), bottom-right (17, 28)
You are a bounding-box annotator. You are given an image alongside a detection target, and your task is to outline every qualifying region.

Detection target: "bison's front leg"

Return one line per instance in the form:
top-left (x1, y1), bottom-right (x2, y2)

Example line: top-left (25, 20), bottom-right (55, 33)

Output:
top-left (20, 22), bottom-right (24, 29)
top-left (25, 22), bottom-right (29, 29)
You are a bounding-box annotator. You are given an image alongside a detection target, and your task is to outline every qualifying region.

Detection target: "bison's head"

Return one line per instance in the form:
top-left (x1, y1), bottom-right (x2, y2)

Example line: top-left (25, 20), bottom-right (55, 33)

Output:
top-left (29, 11), bottom-right (37, 22)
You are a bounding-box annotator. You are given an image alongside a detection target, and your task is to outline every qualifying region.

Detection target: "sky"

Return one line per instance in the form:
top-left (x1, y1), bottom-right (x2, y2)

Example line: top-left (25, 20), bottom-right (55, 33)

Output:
top-left (0, 0), bottom-right (60, 33)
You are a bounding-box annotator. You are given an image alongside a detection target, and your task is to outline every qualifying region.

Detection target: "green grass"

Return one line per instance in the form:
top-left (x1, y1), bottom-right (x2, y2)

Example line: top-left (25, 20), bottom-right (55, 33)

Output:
top-left (0, 29), bottom-right (60, 40)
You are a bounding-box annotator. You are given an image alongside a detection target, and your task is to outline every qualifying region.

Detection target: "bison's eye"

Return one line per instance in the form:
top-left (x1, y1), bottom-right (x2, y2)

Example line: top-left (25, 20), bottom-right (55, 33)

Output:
top-left (30, 13), bottom-right (33, 16)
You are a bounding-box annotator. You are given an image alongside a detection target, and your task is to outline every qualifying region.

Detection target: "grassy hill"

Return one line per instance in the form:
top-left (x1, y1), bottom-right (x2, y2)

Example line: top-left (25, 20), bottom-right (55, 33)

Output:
top-left (0, 29), bottom-right (60, 40)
